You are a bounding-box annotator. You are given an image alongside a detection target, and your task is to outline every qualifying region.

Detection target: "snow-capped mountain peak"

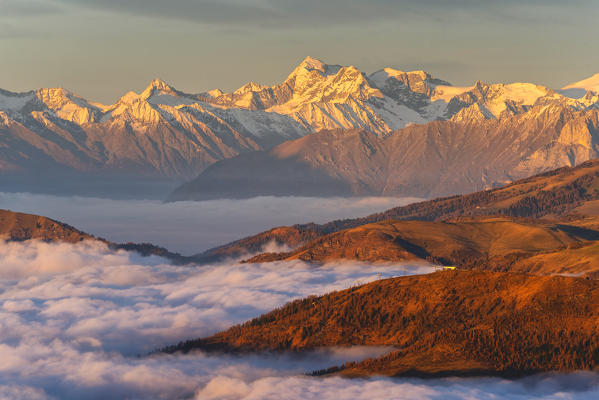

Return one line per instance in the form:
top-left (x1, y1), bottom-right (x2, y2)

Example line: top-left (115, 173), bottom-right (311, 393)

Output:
top-left (2, 58), bottom-right (599, 186)
top-left (286, 56), bottom-right (343, 79)
top-left (234, 82), bottom-right (269, 95)
top-left (33, 87), bottom-right (102, 124)
top-left (140, 78), bottom-right (181, 100)
top-left (561, 73), bottom-right (599, 98)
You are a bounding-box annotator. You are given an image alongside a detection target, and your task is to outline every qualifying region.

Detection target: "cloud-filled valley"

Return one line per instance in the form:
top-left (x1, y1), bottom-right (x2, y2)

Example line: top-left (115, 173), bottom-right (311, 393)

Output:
top-left (0, 192), bottom-right (417, 254)
top-left (1, 240), bottom-right (599, 399)
top-left (0, 239), bottom-right (430, 398)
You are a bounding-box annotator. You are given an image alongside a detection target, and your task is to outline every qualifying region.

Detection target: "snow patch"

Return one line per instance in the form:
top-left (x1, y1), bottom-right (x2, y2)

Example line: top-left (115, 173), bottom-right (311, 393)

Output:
top-left (0, 91), bottom-right (34, 112)
top-left (148, 93), bottom-right (198, 106)
top-left (562, 73), bottom-right (599, 94)
top-left (430, 85), bottom-right (472, 102)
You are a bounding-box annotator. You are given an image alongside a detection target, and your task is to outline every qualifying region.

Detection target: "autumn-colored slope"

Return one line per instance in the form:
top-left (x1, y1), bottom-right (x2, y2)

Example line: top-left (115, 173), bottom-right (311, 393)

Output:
top-left (0, 209), bottom-right (190, 263)
top-left (199, 159), bottom-right (599, 262)
top-left (0, 209), bottom-right (92, 242)
top-left (164, 270), bottom-right (599, 378)
top-left (194, 227), bottom-right (321, 263)
top-left (244, 217), bottom-right (599, 276)
top-left (473, 241), bottom-right (599, 277)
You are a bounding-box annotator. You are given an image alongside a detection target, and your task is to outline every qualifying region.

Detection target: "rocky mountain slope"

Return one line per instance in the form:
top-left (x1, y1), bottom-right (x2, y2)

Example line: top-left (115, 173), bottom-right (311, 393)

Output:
top-left (202, 57), bottom-right (598, 135)
top-left (170, 102), bottom-right (599, 200)
top-left (4, 57), bottom-right (598, 197)
top-left (0, 57), bottom-right (459, 196)
top-left (197, 159), bottom-right (599, 262)
top-left (0, 81), bottom-right (308, 196)
top-left (164, 270), bottom-right (599, 378)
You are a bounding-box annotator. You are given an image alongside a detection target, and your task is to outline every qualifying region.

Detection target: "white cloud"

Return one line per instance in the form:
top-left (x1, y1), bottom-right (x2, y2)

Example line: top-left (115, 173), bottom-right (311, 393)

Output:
top-left (0, 240), bottom-right (598, 399)
top-left (0, 385), bottom-right (50, 400)
top-left (195, 373), bottom-right (599, 400)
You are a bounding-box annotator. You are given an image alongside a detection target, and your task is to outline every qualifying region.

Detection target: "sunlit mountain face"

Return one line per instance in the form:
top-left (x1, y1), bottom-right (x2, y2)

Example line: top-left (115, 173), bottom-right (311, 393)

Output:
top-left (2, 57), bottom-right (599, 199)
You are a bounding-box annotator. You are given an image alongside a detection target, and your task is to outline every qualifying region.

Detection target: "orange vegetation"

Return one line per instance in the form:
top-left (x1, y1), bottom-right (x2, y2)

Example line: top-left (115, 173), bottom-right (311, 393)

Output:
top-left (200, 159), bottom-right (599, 262)
top-left (0, 209), bottom-right (92, 243)
top-left (164, 270), bottom-right (599, 378)
top-left (244, 217), bottom-right (599, 276)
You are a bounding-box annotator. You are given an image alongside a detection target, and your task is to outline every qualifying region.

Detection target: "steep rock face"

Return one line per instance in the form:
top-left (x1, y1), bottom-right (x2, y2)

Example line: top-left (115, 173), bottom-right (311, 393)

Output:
top-left (204, 57), bottom-right (432, 135)
top-left (206, 60), bottom-right (599, 135)
top-left (170, 107), bottom-right (599, 200)
top-left (0, 79), bottom-right (308, 183)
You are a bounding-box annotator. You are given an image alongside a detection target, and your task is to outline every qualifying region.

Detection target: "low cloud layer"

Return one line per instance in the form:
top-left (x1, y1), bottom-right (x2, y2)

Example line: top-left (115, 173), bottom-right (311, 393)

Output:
top-left (0, 192), bottom-right (417, 254)
top-left (1, 240), bottom-right (599, 399)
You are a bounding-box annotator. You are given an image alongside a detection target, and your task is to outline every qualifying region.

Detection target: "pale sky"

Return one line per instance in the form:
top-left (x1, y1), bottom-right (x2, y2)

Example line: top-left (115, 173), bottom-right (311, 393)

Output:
top-left (1, 0), bottom-right (598, 104)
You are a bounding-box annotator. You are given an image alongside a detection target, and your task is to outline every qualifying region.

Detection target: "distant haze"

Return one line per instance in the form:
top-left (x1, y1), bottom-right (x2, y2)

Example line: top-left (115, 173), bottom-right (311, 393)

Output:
top-left (1, 0), bottom-right (598, 104)
top-left (0, 193), bottom-right (420, 254)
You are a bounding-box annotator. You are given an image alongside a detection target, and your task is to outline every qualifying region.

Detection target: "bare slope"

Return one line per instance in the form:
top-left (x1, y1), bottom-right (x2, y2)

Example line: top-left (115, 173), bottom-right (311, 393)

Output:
top-left (169, 104), bottom-right (599, 200)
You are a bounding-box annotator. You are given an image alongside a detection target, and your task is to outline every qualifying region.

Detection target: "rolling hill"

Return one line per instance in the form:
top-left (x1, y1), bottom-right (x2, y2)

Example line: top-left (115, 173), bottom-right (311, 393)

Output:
top-left (0, 209), bottom-right (93, 243)
top-left (163, 270), bottom-right (599, 378)
top-left (0, 209), bottom-right (191, 263)
top-left (197, 159), bottom-right (599, 262)
top-left (242, 218), bottom-right (599, 273)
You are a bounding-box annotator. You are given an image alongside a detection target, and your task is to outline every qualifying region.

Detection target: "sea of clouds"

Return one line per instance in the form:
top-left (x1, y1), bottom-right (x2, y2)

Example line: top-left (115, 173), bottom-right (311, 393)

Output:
top-left (2, 240), bottom-right (599, 399)
top-left (0, 192), bottom-right (420, 254)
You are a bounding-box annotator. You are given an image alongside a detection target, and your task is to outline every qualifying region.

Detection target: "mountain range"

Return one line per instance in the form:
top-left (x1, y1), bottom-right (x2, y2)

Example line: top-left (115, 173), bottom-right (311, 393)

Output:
top-left (170, 69), bottom-right (599, 200)
top-left (2, 57), bottom-right (599, 198)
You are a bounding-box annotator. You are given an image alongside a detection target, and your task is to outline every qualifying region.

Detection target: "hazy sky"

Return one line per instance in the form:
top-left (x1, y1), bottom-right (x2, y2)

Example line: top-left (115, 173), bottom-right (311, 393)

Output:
top-left (1, 0), bottom-right (598, 104)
